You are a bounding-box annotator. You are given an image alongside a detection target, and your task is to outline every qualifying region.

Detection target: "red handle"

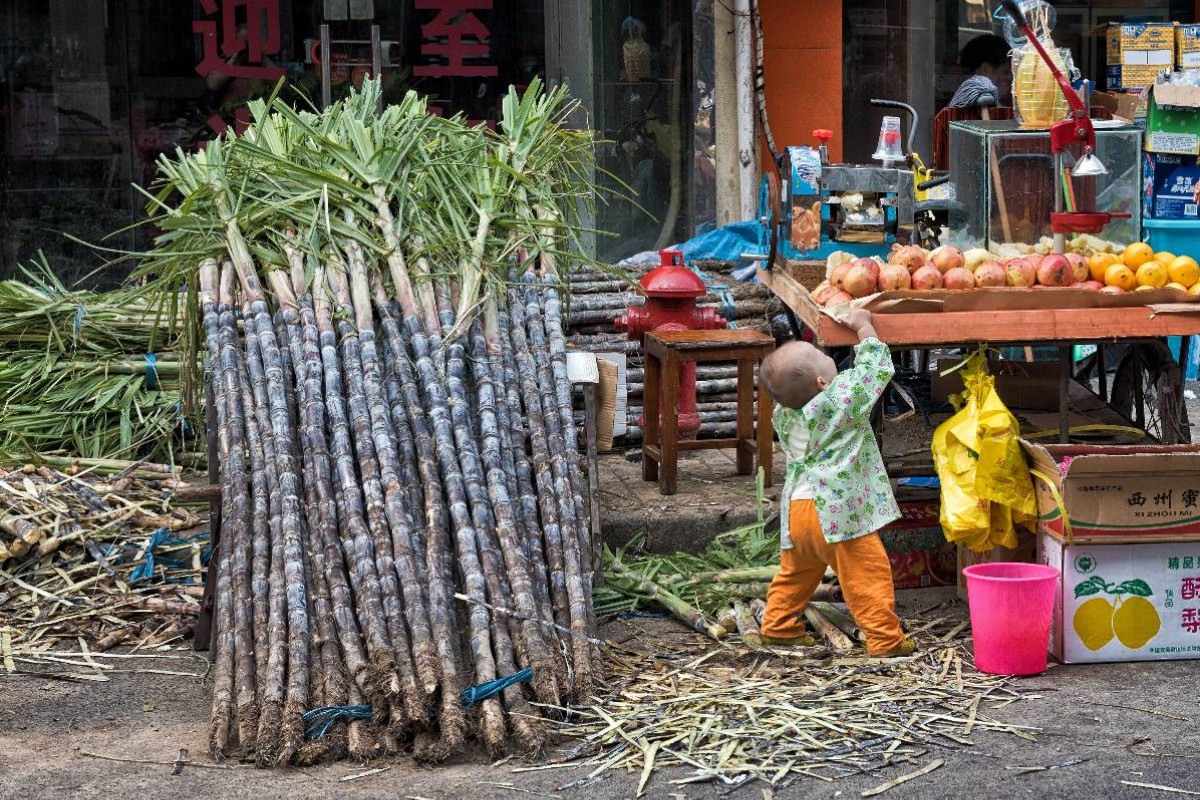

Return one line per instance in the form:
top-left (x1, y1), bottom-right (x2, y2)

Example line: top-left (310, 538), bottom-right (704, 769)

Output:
top-left (812, 129), bottom-right (833, 144)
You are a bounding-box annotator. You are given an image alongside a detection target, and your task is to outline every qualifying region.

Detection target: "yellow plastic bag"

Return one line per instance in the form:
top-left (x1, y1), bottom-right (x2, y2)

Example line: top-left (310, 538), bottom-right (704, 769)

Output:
top-left (932, 351), bottom-right (1038, 552)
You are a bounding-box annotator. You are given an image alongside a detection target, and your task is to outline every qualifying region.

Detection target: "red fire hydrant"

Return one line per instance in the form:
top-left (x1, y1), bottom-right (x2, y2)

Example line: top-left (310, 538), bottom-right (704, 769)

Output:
top-left (615, 250), bottom-right (727, 440)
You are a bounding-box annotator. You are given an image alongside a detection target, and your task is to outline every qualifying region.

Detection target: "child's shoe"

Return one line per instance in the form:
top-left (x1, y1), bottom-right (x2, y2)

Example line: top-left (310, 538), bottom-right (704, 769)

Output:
top-left (877, 637), bottom-right (916, 657)
top-left (761, 633), bottom-right (816, 647)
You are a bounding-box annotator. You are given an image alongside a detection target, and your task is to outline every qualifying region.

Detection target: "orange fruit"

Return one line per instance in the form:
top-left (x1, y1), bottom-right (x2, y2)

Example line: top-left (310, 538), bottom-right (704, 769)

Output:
top-left (1166, 282), bottom-right (1189, 292)
top-left (1123, 242), bottom-right (1155, 269)
top-left (1135, 284), bottom-right (1157, 292)
top-left (1135, 261), bottom-right (1168, 288)
top-left (1155, 251), bottom-right (1178, 265)
top-left (1191, 283), bottom-right (1200, 296)
top-left (1104, 263), bottom-right (1136, 291)
top-left (1089, 252), bottom-right (1119, 282)
top-left (1169, 256), bottom-right (1200, 288)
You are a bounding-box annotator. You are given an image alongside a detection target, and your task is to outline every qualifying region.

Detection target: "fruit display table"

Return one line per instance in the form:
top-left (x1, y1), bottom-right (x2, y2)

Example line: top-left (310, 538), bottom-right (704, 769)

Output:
top-left (758, 259), bottom-right (1200, 445)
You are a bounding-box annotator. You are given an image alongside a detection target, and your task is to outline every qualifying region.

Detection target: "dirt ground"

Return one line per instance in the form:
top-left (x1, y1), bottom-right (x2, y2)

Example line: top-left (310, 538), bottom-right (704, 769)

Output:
top-left (4, 410), bottom-right (1200, 799)
top-left (2, 587), bottom-right (1197, 800)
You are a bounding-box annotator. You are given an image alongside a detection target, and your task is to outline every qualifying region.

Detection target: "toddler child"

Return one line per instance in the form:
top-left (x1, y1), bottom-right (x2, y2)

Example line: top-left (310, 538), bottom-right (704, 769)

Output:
top-left (758, 309), bottom-right (914, 657)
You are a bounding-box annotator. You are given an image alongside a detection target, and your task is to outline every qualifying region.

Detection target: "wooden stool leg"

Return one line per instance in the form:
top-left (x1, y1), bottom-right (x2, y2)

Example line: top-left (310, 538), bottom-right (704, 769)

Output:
top-left (735, 358), bottom-right (755, 475)
top-left (660, 351), bottom-right (680, 495)
top-left (757, 372), bottom-right (774, 487)
top-left (642, 351), bottom-right (661, 482)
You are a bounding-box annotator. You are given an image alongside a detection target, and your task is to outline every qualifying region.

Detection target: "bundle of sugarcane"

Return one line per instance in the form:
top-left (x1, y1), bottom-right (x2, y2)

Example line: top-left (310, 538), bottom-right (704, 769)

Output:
top-left (0, 465), bottom-right (203, 659)
top-left (140, 79), bottom-right (602, 765)
top-left (0, 264), bottom-right (200, 466)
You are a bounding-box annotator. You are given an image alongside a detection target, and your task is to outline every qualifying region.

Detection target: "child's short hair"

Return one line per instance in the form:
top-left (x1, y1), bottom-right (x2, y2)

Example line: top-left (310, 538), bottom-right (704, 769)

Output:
top-left (761, 341), bottom-right (823, 410)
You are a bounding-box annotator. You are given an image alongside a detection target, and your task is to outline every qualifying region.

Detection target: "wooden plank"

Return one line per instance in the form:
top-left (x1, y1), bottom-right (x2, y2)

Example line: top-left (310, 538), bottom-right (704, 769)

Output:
top-left (642, 353), bottom-right (661, 482)
top-left (736, 359), bottom-right (754, 475)
top-left (661, 350), bottom-right (680, 495)
top-left (757, 378), bottom-right (775, 487)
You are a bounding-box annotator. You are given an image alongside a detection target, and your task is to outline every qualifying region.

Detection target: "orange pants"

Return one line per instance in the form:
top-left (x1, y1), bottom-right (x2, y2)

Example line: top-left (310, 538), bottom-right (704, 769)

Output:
top-left (761, 499), bottom-right (905, 655)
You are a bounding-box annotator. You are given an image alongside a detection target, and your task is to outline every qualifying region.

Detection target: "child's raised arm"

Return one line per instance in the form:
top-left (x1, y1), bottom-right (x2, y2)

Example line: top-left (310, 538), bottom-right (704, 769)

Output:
top-left (809, 310), bottom-right (892, 421)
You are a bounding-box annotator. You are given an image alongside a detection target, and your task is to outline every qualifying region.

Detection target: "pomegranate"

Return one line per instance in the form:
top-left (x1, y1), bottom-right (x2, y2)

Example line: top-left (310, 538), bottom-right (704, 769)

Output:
top-left (1065, 253), bottom-right (1089, 284)
top-left (853, 257), bottom-right (881, 284)
top-left (812, 281), bottom-right (840, 305)
top-left (878, 264), bottom-right (912, 291)
top-left (888, 244), bottom-right (926, 270)
top-left (1076, 280), bottom-right (1104, 291)
top-left (830, 262), bottom-right (851, 288)
top-left (930, 246), bottom-right (965, 274)
top-left (1037, 254), bottom-right (1072, 287)
top-left (1100, 285), bottom-right (1126, 295)
top-left (943, 267), bottom-right (976, 290)
top-left (973, 262), bottom-right (1006, 288)
top-left (823, 289), bottom-right (853, 307)
top-left (842, 263), bottom-right (878, 298)
top-left (911, 265), bottom-right (943, 290)
top-left (1005, 259), bottom-right (1037, 287)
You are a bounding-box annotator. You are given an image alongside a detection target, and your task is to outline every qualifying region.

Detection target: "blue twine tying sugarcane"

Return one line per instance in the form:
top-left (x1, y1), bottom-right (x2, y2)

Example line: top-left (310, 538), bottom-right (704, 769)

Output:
top-left (73, 303), bottom-right (85, 335)
top-left (300, 668), bottom-right (536, 740)
top-left (125, 528), bottom-right (211, 583)
top-left (461, 667), bottom-right (533, 708)
top-left (145, 353), bottom-right (158, 390)
top-left (302, 705), bottom-right (373, 740)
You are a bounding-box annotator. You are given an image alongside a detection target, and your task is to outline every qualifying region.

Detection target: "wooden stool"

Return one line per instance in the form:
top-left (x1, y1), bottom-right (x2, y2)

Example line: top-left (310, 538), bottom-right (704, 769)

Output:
top-left (642, 329), bottom-right (775, 495)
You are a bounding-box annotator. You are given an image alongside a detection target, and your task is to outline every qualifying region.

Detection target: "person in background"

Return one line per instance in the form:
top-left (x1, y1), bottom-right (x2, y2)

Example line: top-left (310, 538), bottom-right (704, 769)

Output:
top-left (949, 34), bottom-right (1012, 109)
top-left (757, 310), bottom-right (914, 657)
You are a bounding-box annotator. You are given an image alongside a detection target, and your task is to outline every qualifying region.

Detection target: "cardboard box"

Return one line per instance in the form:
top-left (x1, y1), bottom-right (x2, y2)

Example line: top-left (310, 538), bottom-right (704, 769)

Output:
top-left (1040, 533), bottom-right (1200, 663)
top-left (1092, 90), bottom-right (1146, 122)
top-left (881, 501), bottom-right (956, 590)
top-left (1178, 24), bottom-right (1200, 70)
top-left (1022, 440), bottom-right (1200, 544)
top-left (1143, 152), bottom-right (1200, 221)
top-left (1106, 23), bottom-right (1177, 90)
top-left (1145, 83), bottom-right (1200, 155)
top-left (957, 531), bottom-right (1037, 601)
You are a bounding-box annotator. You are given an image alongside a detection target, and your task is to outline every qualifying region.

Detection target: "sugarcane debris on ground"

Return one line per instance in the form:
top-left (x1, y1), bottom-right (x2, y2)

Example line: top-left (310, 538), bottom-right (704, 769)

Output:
top-left (595, 474), bottom-right (842, 641)
top-left (141, 78), bottom-right (604, 765)
top-left (540, 610), bottom-right (1035, 796)
top-left (0, 466), bottom-right (205, 674)
top-left (0, 264), bottom-right (200, 468)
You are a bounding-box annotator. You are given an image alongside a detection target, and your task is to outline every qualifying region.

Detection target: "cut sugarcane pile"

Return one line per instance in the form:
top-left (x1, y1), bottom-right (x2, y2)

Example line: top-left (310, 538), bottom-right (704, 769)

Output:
top-left (145, 79), bottom-right (600, 765)
top-left (0, 264), bottom-right (199, 467)
top-left (0, 466), bottom-right (203, 661)
top-left (545, 616), bottom-right (1034, 794)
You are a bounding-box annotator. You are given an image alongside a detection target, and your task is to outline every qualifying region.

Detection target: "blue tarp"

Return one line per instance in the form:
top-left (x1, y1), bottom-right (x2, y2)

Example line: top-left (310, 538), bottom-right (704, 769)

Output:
top-left (674, 220), bottom-right (764, 266)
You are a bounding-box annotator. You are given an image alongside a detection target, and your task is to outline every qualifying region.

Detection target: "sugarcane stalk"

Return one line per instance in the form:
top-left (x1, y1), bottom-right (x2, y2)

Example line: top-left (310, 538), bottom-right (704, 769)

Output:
top-left (234, 356), bottom-right (264, 754)
top-left (328, 260), bottom-right (424, 727)
top-left (518, 282), bottom-right (594, 695)
top-left (313, 266), bottom-right (398, 715)
top-left (371, 277), bottom-right (465, 758)
top-left (409, 287), bottom-right (504, 756)
top-left (609, 560), bottom-right (727, 641)
top-left (804, 606), bottom-right (856, 652)
top-left (732, 600), bottom-right (762, 644)
top-left (811, 601), bottom-right (864, 644)
top-left (467, 318), bottom-right (561, 710)
top-left (506, 288), bottom-right (575, 666)
top-left (200, 260), bottom-right (236, 759)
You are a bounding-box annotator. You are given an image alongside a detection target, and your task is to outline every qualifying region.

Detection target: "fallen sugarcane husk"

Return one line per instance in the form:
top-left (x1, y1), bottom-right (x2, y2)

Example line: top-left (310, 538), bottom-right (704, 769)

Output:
top-left (804, 606), bottom-right (856, 652)
top-left (544, 617), bottom-right (1035, 795)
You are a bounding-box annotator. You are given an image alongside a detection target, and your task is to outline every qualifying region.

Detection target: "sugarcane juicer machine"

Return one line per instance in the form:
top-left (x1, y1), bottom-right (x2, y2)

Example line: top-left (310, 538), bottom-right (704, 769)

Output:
top-left (757, 99), bottom-right (944, 264)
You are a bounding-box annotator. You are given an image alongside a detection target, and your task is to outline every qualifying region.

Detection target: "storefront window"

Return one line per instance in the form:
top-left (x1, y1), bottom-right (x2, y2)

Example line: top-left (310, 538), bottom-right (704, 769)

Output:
top-left (591, 0), bottom-right (692, 263)
top-left (1, 0), bottom-right (546, 285)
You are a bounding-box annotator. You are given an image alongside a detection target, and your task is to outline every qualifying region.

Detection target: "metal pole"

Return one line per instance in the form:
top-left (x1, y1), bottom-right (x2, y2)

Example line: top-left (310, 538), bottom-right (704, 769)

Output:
top-left (370, 24), bottom-right (383, 115)
top-left (1097, 343), bottom-right (1108, 401)
top-left (320, 24), bottom-right (332, 110)
top-left (1059, 345), bottom-right (1071, 443)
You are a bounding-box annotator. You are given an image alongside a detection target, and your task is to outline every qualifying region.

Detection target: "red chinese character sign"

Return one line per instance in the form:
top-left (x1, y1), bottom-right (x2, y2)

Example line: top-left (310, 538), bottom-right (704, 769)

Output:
top-left (194, 0), bottom-right (286, 135)
top-left (413, 0), bottom-right (499, 78)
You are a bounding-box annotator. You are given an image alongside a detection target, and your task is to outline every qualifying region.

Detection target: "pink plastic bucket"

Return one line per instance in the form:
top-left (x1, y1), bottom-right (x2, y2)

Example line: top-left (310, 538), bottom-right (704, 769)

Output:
top-left (962, 562), bottom-right (1060, 675)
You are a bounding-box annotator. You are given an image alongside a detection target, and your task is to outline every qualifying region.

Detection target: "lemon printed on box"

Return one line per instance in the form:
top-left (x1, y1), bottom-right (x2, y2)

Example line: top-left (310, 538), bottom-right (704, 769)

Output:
top-left (1072, 576), bottom-right (1161, 652)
